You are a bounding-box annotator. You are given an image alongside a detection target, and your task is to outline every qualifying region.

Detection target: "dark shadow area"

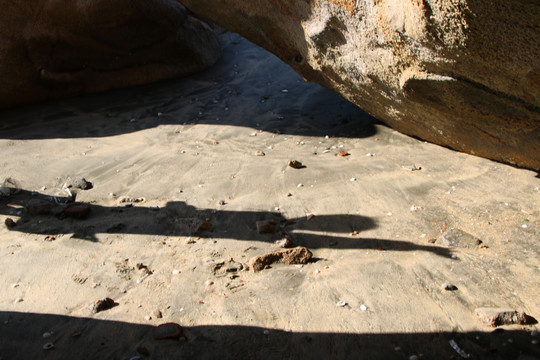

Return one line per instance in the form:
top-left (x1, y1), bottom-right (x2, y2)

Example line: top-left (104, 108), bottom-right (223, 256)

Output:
top-left (0, 33), bottom-right (380, 141)
top-left (1, 189), bottom-right (451, 257)
top-left (1, 311), bottom-right (538, 359)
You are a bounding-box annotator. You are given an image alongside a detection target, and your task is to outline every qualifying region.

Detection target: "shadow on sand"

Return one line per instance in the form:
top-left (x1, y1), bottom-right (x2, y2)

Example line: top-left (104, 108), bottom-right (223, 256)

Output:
top-left (1, 311), bottom-right (538, 359)
top-left (0, 33), bottom-right (380, 141)
top-left (1, 189), bottom-right (452, 257)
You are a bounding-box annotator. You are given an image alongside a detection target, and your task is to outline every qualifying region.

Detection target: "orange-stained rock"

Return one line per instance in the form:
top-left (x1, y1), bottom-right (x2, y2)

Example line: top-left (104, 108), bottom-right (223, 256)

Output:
top-left (179, 0), bottom-right (540, 170)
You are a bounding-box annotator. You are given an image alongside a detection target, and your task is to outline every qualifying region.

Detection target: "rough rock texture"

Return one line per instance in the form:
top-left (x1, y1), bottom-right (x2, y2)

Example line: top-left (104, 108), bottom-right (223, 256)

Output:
top-left (179, 0), bottom-right (540, 170)
top-left (474, 308), bottom-right (528, 327)
top-left (249, 247), bottom-right (313, 272)
top-left (436, 228), bottom-right (482, 248)
top-left (0, 0), bottom-right (221, 108)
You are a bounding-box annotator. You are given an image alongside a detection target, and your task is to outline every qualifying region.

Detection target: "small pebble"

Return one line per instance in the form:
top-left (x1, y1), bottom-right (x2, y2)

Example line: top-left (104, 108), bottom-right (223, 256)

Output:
top-left (281, 89), bottom-right (289, 93)
top-left (297, 184), bottom-right (303, 188)
top-left (42, 332), bottom-right (52, 339)
top-left (14, 297), bottom-right (23, 303)
top-left (205, 280), bottom-right (214, 286)
top-left (532, 330), bottom-right (538, 337)
top-left (360, 304), bottom-right (367, 311)
top-left (172, 270), bottom-right (180, 275)
top-left (337, 300), bottom-right (348, 307)
top-left (350, 178), bottom-right (356, 182)
top-left (12, 283), bottom-right (19, 288)
top-left (532, 340), bottom-right (538, 345)
top-left (42, 343), bottom-right (54, 350)
top-left (409, 356), bottom-right (418, 360)
top-left (219, 200), bottom-right (226, 205)
top-left (442, 283), bottom-right (458, 291)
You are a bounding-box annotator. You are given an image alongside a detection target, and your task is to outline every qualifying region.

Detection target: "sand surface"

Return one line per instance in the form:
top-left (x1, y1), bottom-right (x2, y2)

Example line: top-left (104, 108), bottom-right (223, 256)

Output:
top-left (0, 33), bottom-right (539, 359)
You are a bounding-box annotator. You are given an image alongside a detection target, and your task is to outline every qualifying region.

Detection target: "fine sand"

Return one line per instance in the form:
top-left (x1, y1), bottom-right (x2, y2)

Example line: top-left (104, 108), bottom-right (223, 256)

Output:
top-left (0, 32), bottom-right (539, 359)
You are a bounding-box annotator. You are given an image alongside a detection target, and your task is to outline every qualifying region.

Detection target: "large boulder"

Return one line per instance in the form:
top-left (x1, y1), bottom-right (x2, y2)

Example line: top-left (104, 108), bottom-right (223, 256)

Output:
top-left (0, 0), bottom-right (221, 108)
top-left (178, 0), bottom-right (540, 170)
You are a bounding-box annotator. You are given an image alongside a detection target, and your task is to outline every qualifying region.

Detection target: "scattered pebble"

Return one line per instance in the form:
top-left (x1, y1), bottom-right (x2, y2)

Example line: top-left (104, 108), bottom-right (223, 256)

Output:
top-left (442, 283), bottom-right (458, 291)
top-left (14, 297), bottom-right (23, 304)
top-left (338, 150), bottom-right (349, 157)
top-left (402, 165), bottom-right (422, 171)
top-left (42, 343), bottom-right (54, 350)
top-left (256, 220), bottom-right (276, 234)
top-left (297, 184), bottom-right (303, 188)
top-left (205, 280), bottom-right (214, 286)
top-left (250, 132), bottom-right (257, 136)
top-left (255, 151), bottom-right (265, 156)
top-left (306, 213), bottom-right (315, 221)
top-left (42, 332), bottom-right (52, 339)
top-left (263, 330), bottom-right (270, 335)
top-left (151, 310), bottom-right (163, 319)
top-left (409, 355), bottom-right (419, 360)
top-left (366, 153), bottom-right (374, 157)
top-left (275, 237), bottom-right (294, 248)
top-left (12, 282), bottom-right (19, 288)
top-left (4, 218), bottom-right (16, 228)
top-left (288, 160), bottom-right (303, 169)
top-left (172, 270), bottom-right (180, 275)
top-left (337, 300), bottom-right (348, 307)
top-left (219, 200), bottom-right (226, 205)
top-left (281, 89), bottom-right (289, 93)
top-left (91, 297), bottom-right (117, 313)
top-left (360, 304), bottom-right (367, 311)
top-left (350, 178), bottom-right (356, 182)
top-left (314, 269), bottom-right (320, 275)
top-left (410, 205), bottom-right (421, 211)
top-left (153, 322), bottom-right (185, 341)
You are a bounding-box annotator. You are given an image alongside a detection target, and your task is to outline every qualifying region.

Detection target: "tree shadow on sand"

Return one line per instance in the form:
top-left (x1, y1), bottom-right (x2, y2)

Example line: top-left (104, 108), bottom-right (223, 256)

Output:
top-left (1, 311), bottom-right (539, 360)
top-left (1, 189), bottom-right (452, 258)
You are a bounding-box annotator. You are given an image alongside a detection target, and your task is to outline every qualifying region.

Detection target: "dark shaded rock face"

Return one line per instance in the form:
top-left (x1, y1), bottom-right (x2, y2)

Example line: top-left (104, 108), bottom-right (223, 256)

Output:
top-left (0, 0), bottom-right (221, 108)
top-left (179, 0), bottom-right (540, 170)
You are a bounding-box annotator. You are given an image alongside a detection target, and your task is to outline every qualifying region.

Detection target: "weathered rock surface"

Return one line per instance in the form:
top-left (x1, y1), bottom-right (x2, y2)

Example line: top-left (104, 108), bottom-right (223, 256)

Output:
top-left (249, 247), bottom-right (313, 272)
top-left (436, 228), bottom-right (482, 249)
top-left (0, 0), bottom-right (221, 108)
top-left (474, 308), bottom-right (529, 327)
top-left (179, 0), bottom-right (540, 170)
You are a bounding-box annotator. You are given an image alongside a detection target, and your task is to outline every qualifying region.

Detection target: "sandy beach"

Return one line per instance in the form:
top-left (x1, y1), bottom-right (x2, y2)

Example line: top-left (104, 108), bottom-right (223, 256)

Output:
top-left (0, 32), bottom-right (539, 359)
